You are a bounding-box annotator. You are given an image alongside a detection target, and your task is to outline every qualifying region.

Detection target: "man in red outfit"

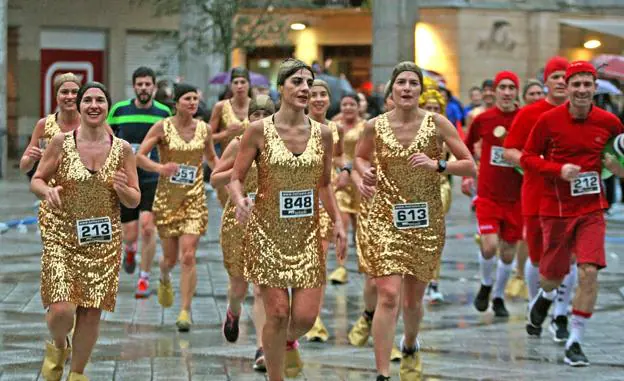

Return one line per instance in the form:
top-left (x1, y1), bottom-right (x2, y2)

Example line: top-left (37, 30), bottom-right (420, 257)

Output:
top-left (521, 61), bottom-right (624, 367)
top-left (503, 57), bottom-right (577, 342)
top-left (463, 71), bottom-right (521, 317)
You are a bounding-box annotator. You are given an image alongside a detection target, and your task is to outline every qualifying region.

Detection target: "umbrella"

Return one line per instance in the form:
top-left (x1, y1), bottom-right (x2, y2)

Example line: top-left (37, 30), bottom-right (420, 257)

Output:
top-left (209, 71), bottom-right (270, 87)
top-left (596, 79), bottom-right (622, 95)
top-left (592, 55), bottom-right (624, 81)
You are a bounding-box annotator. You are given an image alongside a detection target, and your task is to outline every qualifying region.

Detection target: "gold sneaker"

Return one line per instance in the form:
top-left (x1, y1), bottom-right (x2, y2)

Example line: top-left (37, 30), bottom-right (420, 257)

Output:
top-left (284, 342), bottom-right (303, 378)
top-left (391, 343), bottom-right (402, 362)
top-left (348, 315), bottom-right (371, 347)
top-left (304, 316), bottom-right (329, 342)
top-left (328, 266), bottom-right (348, 284)
top-left (504, 276), bottom-right (525, 299)
top-left (66, 372), bottom-right (89, 381)
top-left (399, 350), bottom-right (423, 381)
top-left (474, 234), bottom-right (481, 246)
top-left (176, 310), bottom-right (192, 332)
top-left (157, 279), bottom-right (174, 308)
top-left (41, 339), bottom-right (71, 381)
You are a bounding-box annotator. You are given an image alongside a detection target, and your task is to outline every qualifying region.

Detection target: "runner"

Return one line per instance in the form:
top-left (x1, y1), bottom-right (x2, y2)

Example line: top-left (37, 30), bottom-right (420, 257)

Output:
top-left (522, 61), bottom-right (624, 366)
top-left (33, 82), bottom-right (140, 381)
top-left (108, 66), bottom-right (171, 298)
top-left (136, 84), bottom-right (218, 332)
top-left (462, 71), bottom-right (522, 317)
top-left (229, 59), bottom-right (346, 380)
top-left (210, 94), bottom-right (275, 371)
top-left (356, 61), bottom-right (475, 380)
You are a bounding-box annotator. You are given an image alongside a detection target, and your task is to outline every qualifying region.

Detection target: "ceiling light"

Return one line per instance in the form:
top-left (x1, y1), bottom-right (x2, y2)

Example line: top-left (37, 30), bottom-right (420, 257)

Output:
top-left (583, 39), bottom-right (601, 49)
top-left (290, 23), bottom-right (307, 31)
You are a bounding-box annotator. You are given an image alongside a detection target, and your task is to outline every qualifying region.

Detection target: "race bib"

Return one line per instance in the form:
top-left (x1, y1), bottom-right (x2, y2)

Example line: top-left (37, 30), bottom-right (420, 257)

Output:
top-left (571, 172), bottom-right (600, 196)
top-left (280, 189), bottom-right (314, 218)
top-left (130, 143), bottom-right (140, 154)
top-left (76, 217), bottom-right (112, 245)
top-left (169, 165), bottom-right (198, 185)
top-left (490, 146), bottom-right (513, 167)
top-left (393, 203), bottom-right (429, 229)
top-left (247, 192), bottom-right (256, 202)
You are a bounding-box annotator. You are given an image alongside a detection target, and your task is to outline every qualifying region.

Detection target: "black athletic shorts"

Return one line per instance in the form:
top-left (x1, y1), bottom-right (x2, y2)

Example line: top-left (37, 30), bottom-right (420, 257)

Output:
top-left (120, 181), bottom-right (157, 223)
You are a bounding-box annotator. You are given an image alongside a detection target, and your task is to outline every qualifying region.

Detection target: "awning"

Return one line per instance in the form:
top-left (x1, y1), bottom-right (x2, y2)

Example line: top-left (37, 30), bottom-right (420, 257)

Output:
top-left (559, 18), bottom-right (624, 39)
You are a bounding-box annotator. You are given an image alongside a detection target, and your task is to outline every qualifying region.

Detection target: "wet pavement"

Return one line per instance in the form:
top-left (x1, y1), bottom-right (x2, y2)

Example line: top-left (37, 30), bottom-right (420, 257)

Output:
top-left (1, 169), bottom-right (624, 380)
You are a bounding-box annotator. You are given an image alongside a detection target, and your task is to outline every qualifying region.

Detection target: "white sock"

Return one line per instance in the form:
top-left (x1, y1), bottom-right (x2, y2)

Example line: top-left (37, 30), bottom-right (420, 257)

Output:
top-left (524, 261), bottom-right (540, 301)
top-left (140, 271), bottom-right (150, 280)
top-left (541, 289), bottom-right (557, 301)
top-left (553, 264), bottom-right (577, 317)
top-left (566, 313), bottom-right (588, 349)
top-left (479, 255), bottom-right (496, 286)
top-left (492, 259), bottom-right (513, 299)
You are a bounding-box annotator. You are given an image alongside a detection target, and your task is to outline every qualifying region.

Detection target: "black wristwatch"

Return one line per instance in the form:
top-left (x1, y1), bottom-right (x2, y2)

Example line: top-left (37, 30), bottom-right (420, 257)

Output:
top-left (436, 159), bottom-right (447, 173)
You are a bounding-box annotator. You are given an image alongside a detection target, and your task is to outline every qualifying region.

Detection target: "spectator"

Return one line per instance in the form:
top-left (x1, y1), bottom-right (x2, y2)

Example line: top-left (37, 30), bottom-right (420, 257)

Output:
top-left (463, 86), bottom-right (482, 119)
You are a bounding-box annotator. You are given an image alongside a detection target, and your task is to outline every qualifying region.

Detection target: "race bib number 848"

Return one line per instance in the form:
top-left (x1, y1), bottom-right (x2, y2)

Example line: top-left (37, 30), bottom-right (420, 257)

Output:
top-left (280, 190), bottom-right (314, 218)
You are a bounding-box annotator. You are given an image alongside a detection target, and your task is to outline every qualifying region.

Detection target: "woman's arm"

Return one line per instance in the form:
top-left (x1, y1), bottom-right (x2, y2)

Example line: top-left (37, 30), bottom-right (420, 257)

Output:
top-left (30, 133), bottom-right (65, 209)
top-left (19, 118), bottom-right (47, 174)
top-left (136, 121), bottom-right (178, 177)
top-left (210, 139), bottom-right (240, 189)
top-left (113, 141), bottom-right (141, 208)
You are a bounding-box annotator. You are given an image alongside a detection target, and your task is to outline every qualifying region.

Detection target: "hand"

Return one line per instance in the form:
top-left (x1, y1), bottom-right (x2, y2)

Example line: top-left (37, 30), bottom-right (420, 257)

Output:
top-left (112, 168), bottom-right (129, 194)
top-left (335, 170), bottom-right (350, 190)
top-left (333, 220), bottom-right (347, 261)
top-left (235, 196), bottom-right (253, 225)
top-left (560, 163), bottom-right (581, 182)
top-left (45, 186), bottom-right (63, 210)
top-left (603, 153), bottom-right (621, 175)
top-left (408, 153), bottom-right (437, 172)
top-left (25, 146), bottom-right (43, 161)
top-left (228, 123), bottom-right (244, 137)
top-left (362, 166), bottom-right (377, 187)
top-left (461, 177), bottom-right (475, 197)
top-left (160, 162), bottom-right (179, 177)
top-left (357, 180), bottom-right (376, 199)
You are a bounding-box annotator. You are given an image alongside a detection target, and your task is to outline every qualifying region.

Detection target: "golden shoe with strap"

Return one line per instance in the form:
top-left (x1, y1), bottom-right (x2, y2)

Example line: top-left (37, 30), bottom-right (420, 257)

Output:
top-left (348, 314), bottom-right (372, 347)
top-left (157, 279), bottom-right (174, 308)
top-left (284, 341), bottom-right (304, 378)
top-left (176, 310), bottom-right (192, 332)
top-left (399, 338), bottom-right (423, 381)
top-left (41, 339), bottom-right (71, 381)
top-left (304, 316), bottom-right (329, 342)
top-left (66, 372), bottom-right (89, 381)
top-left (328, 266), bottom-right (348, 284)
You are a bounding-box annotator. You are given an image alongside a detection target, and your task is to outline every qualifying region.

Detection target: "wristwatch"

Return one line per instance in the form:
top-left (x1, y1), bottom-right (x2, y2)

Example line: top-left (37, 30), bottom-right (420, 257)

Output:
top-left (436, 159), bottom-right (447, 173)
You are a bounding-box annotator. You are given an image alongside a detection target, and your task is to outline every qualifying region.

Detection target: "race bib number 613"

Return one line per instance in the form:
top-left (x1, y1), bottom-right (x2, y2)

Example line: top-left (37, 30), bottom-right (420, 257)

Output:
top-left (393, 202), bottom-right (429, 229)
top-left (280, 190), bottom-right (314, 218)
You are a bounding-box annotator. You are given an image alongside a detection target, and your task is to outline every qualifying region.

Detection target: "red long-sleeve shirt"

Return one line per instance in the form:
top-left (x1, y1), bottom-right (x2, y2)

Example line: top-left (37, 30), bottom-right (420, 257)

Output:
top-left (521, 104), bottom-right (624, 217)
top-left (504, 99), bottom-right (556, 216)
top-left (465, 106), bottom-right (522, 203)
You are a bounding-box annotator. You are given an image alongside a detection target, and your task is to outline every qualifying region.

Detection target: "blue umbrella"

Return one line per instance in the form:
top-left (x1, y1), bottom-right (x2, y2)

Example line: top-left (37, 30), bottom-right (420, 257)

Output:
top-left (209, 71), bottom-right (270, 87)
top-left (596, 79), bottom-right (622, 95)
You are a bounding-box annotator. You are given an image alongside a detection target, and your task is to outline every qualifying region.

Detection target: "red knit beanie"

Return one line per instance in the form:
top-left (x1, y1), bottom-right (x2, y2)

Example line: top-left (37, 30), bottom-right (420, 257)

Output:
top-left (565, 61), bottom-right (597, 82)
top-left (544, 56), bottom-right (569, 80)
top-left (494, 71), bottom-right (520, 89)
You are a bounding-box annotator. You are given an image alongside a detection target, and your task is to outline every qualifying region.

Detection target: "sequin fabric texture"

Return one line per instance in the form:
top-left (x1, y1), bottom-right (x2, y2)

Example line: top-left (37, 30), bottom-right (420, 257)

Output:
top-left (318, 121), bottom-right (340, 240)
top-left (365, 112), bottom-right (445, 281)
top-left (216, 101), bottom-right (250, 207)
top-left (244, 117), bottom-right (325, 288)
top-left (153, 118), bottom-right (208, 237)
top-left (38, 114), bottom-right (63, 216)
top-left (336, 120), bottom-right (365, 214)
top-left (220, 138), bottom-right (258, 277)
top-left (39, 133), bottom-right (124, 312)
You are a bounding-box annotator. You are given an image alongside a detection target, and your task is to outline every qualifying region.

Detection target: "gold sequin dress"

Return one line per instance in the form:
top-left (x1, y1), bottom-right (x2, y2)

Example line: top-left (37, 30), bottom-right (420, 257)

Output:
top-left (336, 120), bottom-right (364, 214)
top-left (216, 100), bottom-right (250, 207)
top-left (244, 117), bottom-right (325, 288)
top-left (40, 132), bottom-right (124, 312)
top-left (365, 113), bottom-right (445, 281)
top-left (220, 138), bottom-right (258, 277)
top-left (153, 118), bottom-right (209, 237)
top-left (319, 121), bottom-right (339, 240)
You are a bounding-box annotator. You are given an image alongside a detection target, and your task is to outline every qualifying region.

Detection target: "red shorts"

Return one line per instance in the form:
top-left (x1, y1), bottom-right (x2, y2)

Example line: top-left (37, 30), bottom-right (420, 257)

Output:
top-left (475, 197), bottom-right (522, 243)
top-left (523, 215), bottom-right (543, 264)
top-left (540, 211), bottom-right (606, 280)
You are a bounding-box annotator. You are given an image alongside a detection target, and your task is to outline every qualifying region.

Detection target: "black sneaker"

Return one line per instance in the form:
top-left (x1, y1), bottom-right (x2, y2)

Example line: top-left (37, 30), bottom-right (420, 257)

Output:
top-left (473, 284), bottom-right (492, 312)
top-left (549, 315), bottom-right (569, 343)
top-left (376, 376), bottom-right (391, 381)
top-left (491, 298), bottom-right (509, 317)
top-left (123, 250), bottom-right (136, 274)
top-left (222, 308), bottom-right (240, 343)
top-left (526, 323), bottom-right (542, 337)
top-left (253, 347), bottom-right (266, 372)
top-left (527, 293), bottom-right (553, 327)
top-left (564, 342), bottom-right (589, 367)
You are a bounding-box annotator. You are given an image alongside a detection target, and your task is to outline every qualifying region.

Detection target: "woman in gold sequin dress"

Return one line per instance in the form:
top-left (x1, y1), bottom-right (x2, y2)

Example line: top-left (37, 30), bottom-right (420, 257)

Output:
top-left (210, 95), bottom-right (275, 371)
top-left (32, 82), bottom-right (140, 381)
top-left (209, 67), bottom-right (251, 206)
top-left (20, 73), bottom-right (83, 177)
top-left (356, 62), bottom-right (475, 380)
top-left (229, 59), bottom-right (346, 381)
top-left (303, 79), bottom-right (345, 343)
top-left (328, 94), bottom-right (366, 284)
top-left (137, 84), bottom-right (218, 332)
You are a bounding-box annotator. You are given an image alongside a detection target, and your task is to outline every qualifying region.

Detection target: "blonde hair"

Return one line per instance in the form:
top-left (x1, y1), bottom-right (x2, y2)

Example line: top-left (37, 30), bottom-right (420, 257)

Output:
top-left (249, 94), bottom-right (276, 116)
top-left (311, 79), bottom-right (331, 99)
top-left (53, 73), bottom-right (81, 96)
top-left (419, 89), bottom-right (446, 114)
